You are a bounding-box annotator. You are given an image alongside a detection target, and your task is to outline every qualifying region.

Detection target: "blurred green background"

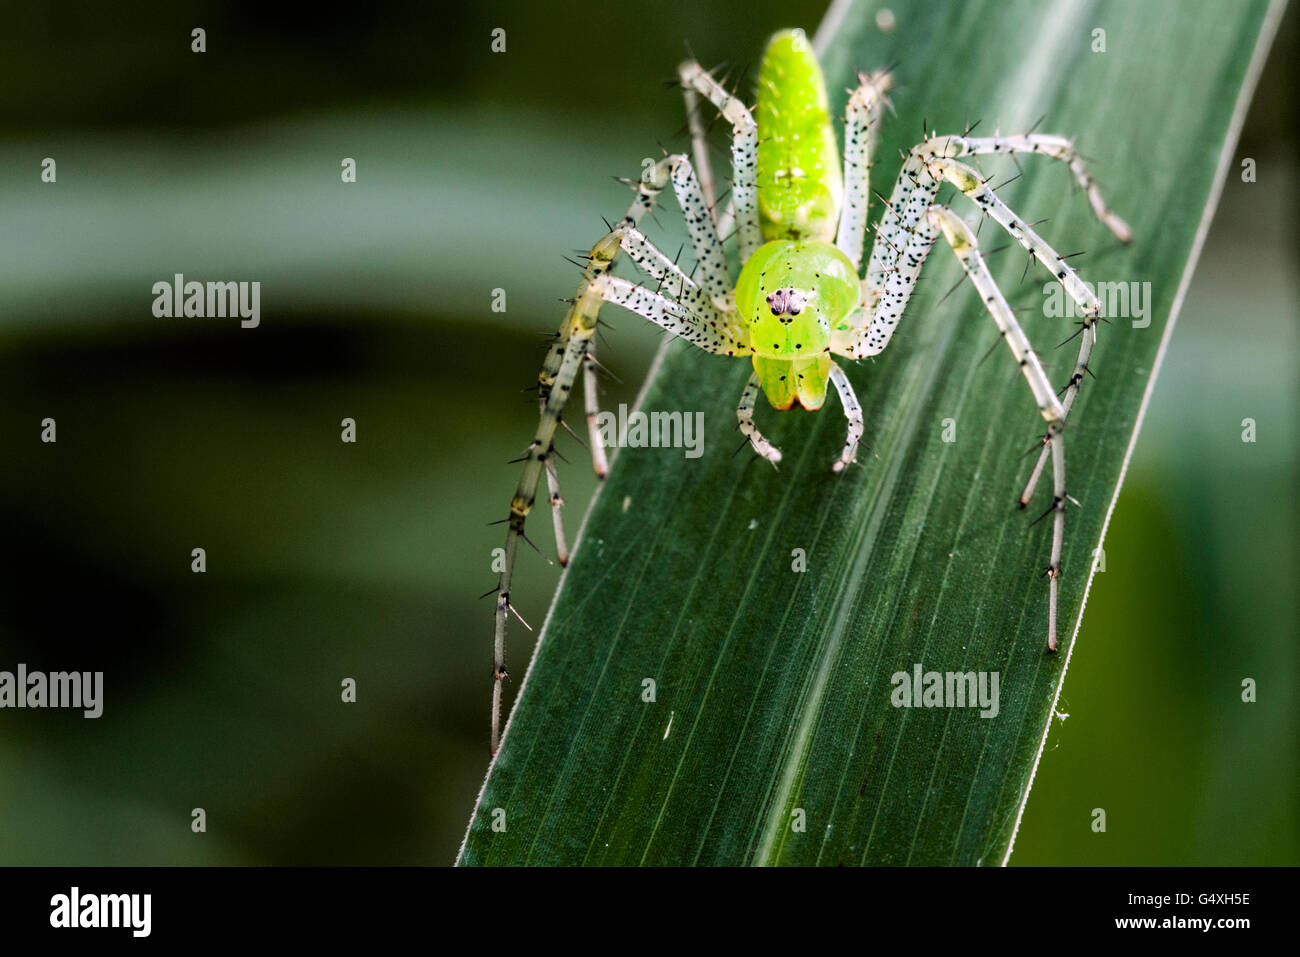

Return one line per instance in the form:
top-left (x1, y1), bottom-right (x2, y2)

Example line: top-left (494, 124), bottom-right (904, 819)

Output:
top-left (0, 1), bottom-right (1294, 865)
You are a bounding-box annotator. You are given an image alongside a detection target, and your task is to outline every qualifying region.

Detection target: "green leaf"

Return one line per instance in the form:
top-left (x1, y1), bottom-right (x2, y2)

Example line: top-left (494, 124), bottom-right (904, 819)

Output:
top-left (459, 0), bottom-right (1281, 865)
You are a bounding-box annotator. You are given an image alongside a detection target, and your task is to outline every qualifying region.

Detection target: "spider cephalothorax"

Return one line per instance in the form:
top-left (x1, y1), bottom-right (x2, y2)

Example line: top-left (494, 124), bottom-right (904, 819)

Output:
top-left (737, 239), bottom-right (857, 412)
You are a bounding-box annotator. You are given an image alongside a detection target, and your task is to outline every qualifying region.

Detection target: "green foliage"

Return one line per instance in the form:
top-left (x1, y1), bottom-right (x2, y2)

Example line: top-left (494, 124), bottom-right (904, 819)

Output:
top-left (461, 0), bottom-right (1277, 865)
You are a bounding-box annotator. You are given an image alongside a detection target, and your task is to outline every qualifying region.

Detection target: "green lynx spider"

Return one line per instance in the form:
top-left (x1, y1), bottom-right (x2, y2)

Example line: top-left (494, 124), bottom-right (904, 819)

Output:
top-left (488, 28), bottom-right (1131, 753)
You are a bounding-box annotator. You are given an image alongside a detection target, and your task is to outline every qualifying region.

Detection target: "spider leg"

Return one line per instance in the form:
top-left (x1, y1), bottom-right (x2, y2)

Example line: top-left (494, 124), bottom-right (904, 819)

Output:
top-left (928, 156), bottom-right (1109, 510)
top-left (542, 454), bottom-right (569, 566)
top-left (866, 149), bottom-right (941, 294)
top-left (831, 180), bottom-right (941, 358)
top-left (832, 138), bottom-right (947, 357)
top-left (664, 155), bottom-right (733, 305)
top-left (950, 131), bottom-right (1133, 505)
top-left (828, 362), bottom-right (865, 472)
top-left (1019, 432), bottom-right (1052, 507)
top-left (618, 226), bottom-right (735, 332)
top-left (737, 373), bottom-right (782, 465)
top-left (835, 69), bottom-right (894, 271)
top-left (679, 60), bottom-right (762, 262)
top-left (595, 275), bottom-right (748, 355)
top-left (494, 294), bottom-right (594, 752)
top-left (583, 344), bottom-right (609, 481)
top-left (678, 65), bottom-right (721, 230)
top-left (927, 205), bottom-right (1069, 651)
top-left (952, 134), bottom-right (1133, 242)
top-left (490, 153), bottom-right (740, 754)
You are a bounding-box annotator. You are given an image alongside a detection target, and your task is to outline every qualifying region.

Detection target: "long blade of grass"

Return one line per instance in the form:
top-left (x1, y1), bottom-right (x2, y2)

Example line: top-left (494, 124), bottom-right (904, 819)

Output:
top-left (459, 0), bottom-right (1282, 866)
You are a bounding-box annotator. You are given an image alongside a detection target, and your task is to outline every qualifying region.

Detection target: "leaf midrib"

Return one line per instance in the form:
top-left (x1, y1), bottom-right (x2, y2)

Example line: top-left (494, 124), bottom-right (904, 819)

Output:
top-left (752, 308), bottom-right (965, 864)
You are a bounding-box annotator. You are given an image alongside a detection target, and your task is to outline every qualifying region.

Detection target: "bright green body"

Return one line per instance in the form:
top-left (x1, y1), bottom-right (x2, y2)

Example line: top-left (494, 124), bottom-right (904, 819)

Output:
top-left (737, 30), bottom-right (857, 410)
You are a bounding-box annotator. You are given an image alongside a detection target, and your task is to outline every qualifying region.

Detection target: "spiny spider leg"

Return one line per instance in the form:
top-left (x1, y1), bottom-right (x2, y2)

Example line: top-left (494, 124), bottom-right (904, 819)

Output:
top-left (917, 132), bottom-right (1133, 505)
top-left (1018, 316), bottom-right (1092, 508)
top-left (678, 66), bottom-right (721, 229)
top-left (951, 134), bottom-right (1133, 242)
top-left (832, 197), bottom-right (941, 358)
top-left (840, 127), bottom-right (1128, 361)
top-left (583, 344), bottom-right (610, 481)
top-left (679, 60), bottom-right (762, 262)
top-left (929, 157), bottom-right (1106, 318)
top-left (595, 275), bottom-right (749, 355)
top-left (494, 291), bottom-right (594, 753)
top-left (927, 155), bottom-right (1116, 515)
top-left (737, 373), bottom-right (782, 466)
top-left (619, 227), bottom-right (729, 325)
top-left (490, 151), bottom-right (736, 753)
top-left (829, 130), bottom-right (1126, 651)
top-left (926, 206), bottom-right (1069, 650)
top-left (865, 150), bottom-right (941, 297)
top-left (829, 92), bottom-right (950, 360)
top-left (836, 70), bottom-right (894, 271)
top-left (833, 140), bottom-right (947, 358)
top-left (828, 362), bottom-right (865, 472)
top-left (666, 155), bottom-right (733, 304)
top-left (542, 455), bottom-right (568, 566)
top-left (490, 142), bottom-right (752, 752)
top-left (1018, 305), bottom-right (1096, 506)
top-left (736, 361), bottom-right (864, 471)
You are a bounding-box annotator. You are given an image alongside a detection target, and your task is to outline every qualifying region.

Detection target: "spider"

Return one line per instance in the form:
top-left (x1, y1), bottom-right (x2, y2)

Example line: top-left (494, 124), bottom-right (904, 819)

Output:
top-left (487, 27), bottom-right (1131, 753)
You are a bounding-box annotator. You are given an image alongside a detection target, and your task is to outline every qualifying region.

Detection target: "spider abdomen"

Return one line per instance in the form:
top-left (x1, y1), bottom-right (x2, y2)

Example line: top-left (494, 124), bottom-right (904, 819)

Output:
top-left (756, 29), bottom-right (843, 244)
